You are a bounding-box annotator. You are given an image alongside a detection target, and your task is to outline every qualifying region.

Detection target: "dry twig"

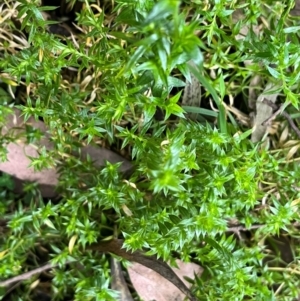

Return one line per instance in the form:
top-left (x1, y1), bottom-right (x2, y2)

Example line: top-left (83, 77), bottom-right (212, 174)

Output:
top-left (262, 99), bottom-right (300, 139)
top-left (0, 262), bottom-right (58, 287)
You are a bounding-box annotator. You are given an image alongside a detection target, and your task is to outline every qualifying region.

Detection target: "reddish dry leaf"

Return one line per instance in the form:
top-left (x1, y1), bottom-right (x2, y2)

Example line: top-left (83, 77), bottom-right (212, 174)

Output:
top-left (128, 260), bottom-right (203, 301)
top-left (89, 240), bottom-right (198, 301)
top-left (0, 109), bottom-right (132, 197)
top-left (0, 109), bottom-right (58, 197)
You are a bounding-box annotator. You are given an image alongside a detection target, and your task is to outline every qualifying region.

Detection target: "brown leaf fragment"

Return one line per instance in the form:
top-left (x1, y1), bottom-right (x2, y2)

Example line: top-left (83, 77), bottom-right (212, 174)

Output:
top-left (110, 257), bottom-right (134, 301)
top-left (251, 83), bottom-right (280, 143)
top-left (173, 260), bottom-right (203, 287)
top-left (0, 109), bottom-right (58, 197)
top-left (182, 61), bottom-right (202, 121)
top-left (0, 109), bottom-right (133, 197)
top-left (89, 239), bottom-right (198, 301)
top-left (128, 260), bottom-right (202, 301)
top-left (128, 262), bottom-right (182, 301)
top-left (290, 1), bottom-right (300, 16)
top-left (79, 145), bottom-right (133, 175)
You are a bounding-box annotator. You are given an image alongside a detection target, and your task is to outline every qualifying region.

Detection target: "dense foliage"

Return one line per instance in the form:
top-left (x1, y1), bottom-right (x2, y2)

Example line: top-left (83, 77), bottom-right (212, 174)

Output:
top-left (1, 0), bottom-right (300, 300)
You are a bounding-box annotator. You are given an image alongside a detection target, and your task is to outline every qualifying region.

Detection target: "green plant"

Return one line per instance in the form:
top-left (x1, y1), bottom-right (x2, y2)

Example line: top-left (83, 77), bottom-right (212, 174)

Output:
top-left (1, 0), bottom-right (300, 300)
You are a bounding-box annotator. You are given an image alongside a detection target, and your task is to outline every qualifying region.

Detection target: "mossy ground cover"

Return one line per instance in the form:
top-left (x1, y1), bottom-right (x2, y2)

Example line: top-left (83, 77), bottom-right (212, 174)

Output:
top-left (1, 1), bottom-right (300, 300)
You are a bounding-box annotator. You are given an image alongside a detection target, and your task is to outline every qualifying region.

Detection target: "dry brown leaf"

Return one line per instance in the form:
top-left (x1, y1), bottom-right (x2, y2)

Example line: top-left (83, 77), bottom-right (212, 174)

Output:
top-left (111, 257), bottom-right (134, 301)
top-left (0, 109), bottom-right (58, 197)
top-left (251, 83), bottom-right (280, 143)
top-left (279, 126), bottom-right (289, 145)
top-left (286, 144), bottom-right (300, 160)
top-left (89, 239), bottom-right (198, 301)
top-left (182, 61), bottom-right (202, 121)
top-left (128, 260), bottom-right (202, 301)
top-left (173, 260), bottom-right (203, 286)
top-left (0, 109), bottom-right (133, 197)
top-left (282, 140), bottom-right (300, 148)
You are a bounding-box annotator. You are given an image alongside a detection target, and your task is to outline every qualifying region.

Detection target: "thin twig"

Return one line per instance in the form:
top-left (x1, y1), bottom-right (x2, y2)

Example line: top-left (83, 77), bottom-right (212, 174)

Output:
top-left (0, 262), bottom-right (59, 287)
top-left (226, 223), bottom-right (264, 240)
top-left (226, 224), bottom-right (263, 232)
top-left (261, 98), bottom-right (280, 111)
top-left (262, 99), bottom-right (300, 139)
top-left (282, 111), bottom-right (300, 139)
top-left (261, 107), bottom-right (282, 126)
top-left (268, 267), bottom-right (300, 276)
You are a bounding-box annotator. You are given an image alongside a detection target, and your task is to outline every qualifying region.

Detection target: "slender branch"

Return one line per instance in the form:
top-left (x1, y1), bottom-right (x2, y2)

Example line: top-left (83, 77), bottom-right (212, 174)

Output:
top-left (262, 99), bottom-right (300, 139)
top-left (261, 107), bottom-right (282, 126)
top-left (226, 224), bottom-right (263, 232)
top-left (261, 98), bottom-right (280, 111)
top-left (0, 260), bottom-right (73, 287)
top-left (0, 262), bottom-right (57, 287)
top-left (268, 267), bottom-right (300, 276)
top-left (226, 223), bottom-right (263, 240)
